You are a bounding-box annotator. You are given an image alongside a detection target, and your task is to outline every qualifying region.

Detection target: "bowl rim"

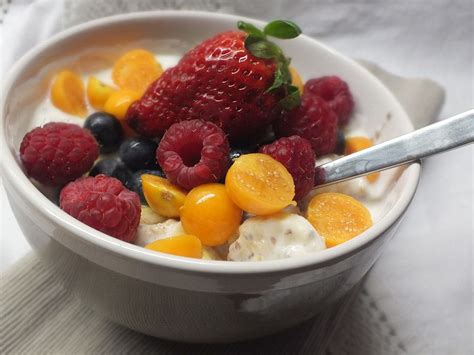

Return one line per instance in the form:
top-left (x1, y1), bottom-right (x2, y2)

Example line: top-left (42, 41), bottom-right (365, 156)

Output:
top-left (0, 10), bottom-right (421, 275)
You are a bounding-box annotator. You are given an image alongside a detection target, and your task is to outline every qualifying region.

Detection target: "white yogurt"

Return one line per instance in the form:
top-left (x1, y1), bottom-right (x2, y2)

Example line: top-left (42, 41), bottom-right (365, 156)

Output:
top-left (228, 213), bottom-right (326, 261)
top-left (140, 206), bottom-right (166, 225)
top-left (135, 219), bottom-right (185, 247)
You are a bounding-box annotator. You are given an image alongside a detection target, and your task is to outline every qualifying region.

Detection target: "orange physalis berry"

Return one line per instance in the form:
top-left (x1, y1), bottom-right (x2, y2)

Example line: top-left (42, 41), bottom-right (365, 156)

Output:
top-left (307, 192), bottom-right (373, 247)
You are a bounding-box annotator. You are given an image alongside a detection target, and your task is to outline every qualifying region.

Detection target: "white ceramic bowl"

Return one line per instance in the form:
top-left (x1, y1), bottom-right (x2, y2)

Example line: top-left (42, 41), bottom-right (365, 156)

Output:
top-left (0, 11), bottom-right (420, 343)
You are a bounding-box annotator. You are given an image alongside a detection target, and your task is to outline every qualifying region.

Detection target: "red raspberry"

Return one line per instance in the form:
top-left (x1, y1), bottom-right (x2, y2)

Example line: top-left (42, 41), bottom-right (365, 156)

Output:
top-left (60, 175), bottom-right (141, 242)
top-left (20, 122), bottom-right (99, 186)
top-left (157, 119), bottom-right (230, 190)
top-left (274, 94), bottom-right (338, 156)
top-left (259, 136), bottom-right (316, 201)
top-left (305, 76), bottom-right (354, 126)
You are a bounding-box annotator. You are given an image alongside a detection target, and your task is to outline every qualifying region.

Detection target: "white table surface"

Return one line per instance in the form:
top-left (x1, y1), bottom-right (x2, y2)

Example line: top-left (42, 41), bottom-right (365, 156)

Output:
top-left (0, 0), bottom-right (472, 353)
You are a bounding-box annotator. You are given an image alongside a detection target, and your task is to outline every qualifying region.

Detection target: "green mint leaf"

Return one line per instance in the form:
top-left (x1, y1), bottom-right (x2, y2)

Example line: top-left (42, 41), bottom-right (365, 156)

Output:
top-left (264, 20), bottom-right (302, 39)
top-left (247, 40), bottom-right (280, 59)
top-left (279, 85), bottom-right (301, 110)
top-left (237, 21), bottom-right (265, 38)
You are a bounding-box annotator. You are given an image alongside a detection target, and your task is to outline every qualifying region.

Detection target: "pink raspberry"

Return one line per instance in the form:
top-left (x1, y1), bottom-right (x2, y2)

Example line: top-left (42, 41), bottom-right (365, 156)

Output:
top-left (157, 119), bottom-right (230, 190)
top-left (259, 136), bottom-right (316, 201)
top-left (60, 175), bottom-right (141, 242)
top-left (20, 122), bottom-right (99, 186)
top-left (305, 76), bottom-right (354, 126)
top-left (274, 94), bottom-right (338, 156)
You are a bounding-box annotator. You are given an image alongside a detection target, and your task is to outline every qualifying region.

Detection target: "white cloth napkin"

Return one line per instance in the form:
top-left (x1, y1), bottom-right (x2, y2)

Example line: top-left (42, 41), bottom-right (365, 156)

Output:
top-left (1, 0), bottom-right (472, 354)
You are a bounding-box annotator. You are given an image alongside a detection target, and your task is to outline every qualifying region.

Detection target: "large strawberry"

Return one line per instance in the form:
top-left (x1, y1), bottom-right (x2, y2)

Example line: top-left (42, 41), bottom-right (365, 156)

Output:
top-left (126, 20), bottom-right (302, 142)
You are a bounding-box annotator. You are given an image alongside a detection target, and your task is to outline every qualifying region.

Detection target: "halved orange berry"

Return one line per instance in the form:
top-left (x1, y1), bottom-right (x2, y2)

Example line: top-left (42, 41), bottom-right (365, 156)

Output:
top-left (345, 136), bottom-right (373, 154)
top-left (112, 49), bottom-right (163, 95)
top-left (225, 153), bottom-right (295, 215)
top-left (181, 184), bottom-right (242, 246)
top-left (103, 89), bottom-right (140, 136)
top-left (145, 234), bottom-right (202, 259)
top-left (50, 70), bottom-right (87, 117)
top-left (104, 90), bottom-right (140, 120)
top-left (345, 136), bottom-right (380, 183)
top-left (290, 66), bottom-right (304, 94)
top-left (86, 76), bottom-right (116, 110)
top-left (142, 174), bottom-right (186, 218)
top-left (307, 192), bottom-right (373, 247)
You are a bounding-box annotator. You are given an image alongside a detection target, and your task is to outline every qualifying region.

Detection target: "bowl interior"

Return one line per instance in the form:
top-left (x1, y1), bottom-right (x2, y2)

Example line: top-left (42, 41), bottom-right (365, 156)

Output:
top-left (1, 11), bottom-right (420, 272)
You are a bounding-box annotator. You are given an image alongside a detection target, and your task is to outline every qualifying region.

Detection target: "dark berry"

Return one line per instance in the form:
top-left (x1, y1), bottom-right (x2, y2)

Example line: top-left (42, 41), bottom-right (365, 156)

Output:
top-left (305, 76), bottom-right (354, 127)
top-left (89, 158), bottom-right (132, 186)
top-left (127, 169), bottom-right (165, 204)
top-left (230, 145), bottom-right (258, 162)
top-left (20, 122), bottom-right (99, 186)
top-left (60, 175), bottom-right (140, 242)
top-left (157, 119), bottom-right (230, 190)
top-left (119, 137), bottom-right (159, 172)
top-left (84, 112), bottom-right (123, 153)
top-left (256, 127), bottom-right (277, 147)
top-left (274, 94), bottom-right (338, 156)
top-left (334, 130), bottom-right (346, 155)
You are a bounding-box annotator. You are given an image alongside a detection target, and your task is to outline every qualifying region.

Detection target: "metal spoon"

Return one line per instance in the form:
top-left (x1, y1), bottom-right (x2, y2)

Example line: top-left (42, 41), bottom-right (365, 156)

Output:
top-left (314, 109), bottom-right (474, 187)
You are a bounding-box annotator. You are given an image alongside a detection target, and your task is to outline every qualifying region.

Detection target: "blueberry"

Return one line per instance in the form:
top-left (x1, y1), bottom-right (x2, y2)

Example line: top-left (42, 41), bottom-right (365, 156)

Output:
top-left (256, 127), bottom-right (276, 147)
top-left (84, 112), bottom-right (124, 153)
top-left (119, 137), bottom-right (159, 171)
top-left (334, 130), bottom-right (346, 155)
top-left (89, 158), bottom-right (132, 186)
top-left (127, 169), bottom-right (165, 204)
top-left (230, 145), bottom-right (258, 162)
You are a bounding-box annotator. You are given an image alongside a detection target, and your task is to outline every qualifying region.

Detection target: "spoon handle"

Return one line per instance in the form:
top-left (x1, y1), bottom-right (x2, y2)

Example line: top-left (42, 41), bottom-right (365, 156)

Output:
top-left (315, 109), bottom-right (474, 187)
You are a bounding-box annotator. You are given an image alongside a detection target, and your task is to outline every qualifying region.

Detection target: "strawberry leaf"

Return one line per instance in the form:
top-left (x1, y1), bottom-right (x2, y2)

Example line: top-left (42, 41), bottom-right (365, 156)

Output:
top-left (279, 85), bottom-right (301, 110)
top-left (266, 65), bottom-right (285, 92)
top-left (247, 40), bottom-right (280, 59)
top-left (280, 58), bottom-right (292, 82)
top-left (237, 21), bottom-right (265, 38)
top-left (238, 19), bottom-right (302, 109)
top-left (244, 34), bottom-right (263, 48)
top-left (264, 20), bottom-right (302, 39)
